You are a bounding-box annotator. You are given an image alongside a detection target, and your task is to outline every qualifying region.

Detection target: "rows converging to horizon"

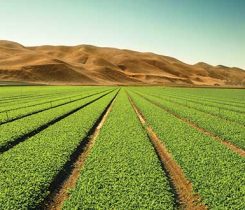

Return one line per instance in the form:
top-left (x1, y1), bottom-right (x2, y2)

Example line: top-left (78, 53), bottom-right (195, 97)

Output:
top-left (0, 86), bottom-right (244, 209)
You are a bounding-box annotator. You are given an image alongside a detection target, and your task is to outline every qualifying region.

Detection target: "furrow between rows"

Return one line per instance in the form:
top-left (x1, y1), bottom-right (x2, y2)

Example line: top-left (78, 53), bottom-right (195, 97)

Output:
top-left (153, 94), bottom-right (245, 126)
top-left (136, 92), bottom-right (245, 157)
top-left (0, 89), bottom-right (115, 153)
top-left (0, 89), bottom-right (112, 125)
top-left (43, 89), bottom-right (119, 210)
top-left (128, 90), bottom-right (245, 209)
top-left (134, 90), bottom-right (245, 150)
top-left (62, 90), bottom-right (175, 210)
top-left (128, 94), bottom-right (207, 210)
top-left (0, 91), bottom-right (117, 210)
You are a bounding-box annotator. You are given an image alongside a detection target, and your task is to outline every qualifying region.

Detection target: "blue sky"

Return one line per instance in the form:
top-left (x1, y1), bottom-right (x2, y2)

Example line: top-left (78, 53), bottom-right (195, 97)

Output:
top-left (0, 0), bottom-right (244, 68)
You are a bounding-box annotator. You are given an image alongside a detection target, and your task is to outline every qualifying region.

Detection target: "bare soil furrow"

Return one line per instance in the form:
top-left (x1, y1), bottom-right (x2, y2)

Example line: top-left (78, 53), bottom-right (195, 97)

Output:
top-left (0, 90), bottom-right (115, 154)
top-left (152, 94), bottom-right (245, 127)
top-left (42, 90), bottom-right (119, 210)
top-left (128, 94), bottom-right (207, 210)
top-left (136, 92), bottom-right (245, 158)
top-left (0, 89), bottom-right (112, 125)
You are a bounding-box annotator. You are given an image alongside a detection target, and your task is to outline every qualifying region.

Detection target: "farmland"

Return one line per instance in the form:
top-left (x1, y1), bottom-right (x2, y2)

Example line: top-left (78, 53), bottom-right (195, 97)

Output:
top-left (0, 86), bottom-right (244, 210)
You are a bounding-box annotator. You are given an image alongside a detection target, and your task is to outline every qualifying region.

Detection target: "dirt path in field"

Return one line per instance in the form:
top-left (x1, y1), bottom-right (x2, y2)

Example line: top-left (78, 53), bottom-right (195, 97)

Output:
top-left (43, 91), bottom-right (118, 210)
top-left (136, 92), bottom-right (245, 158)
top-left (128, 94), bottom-right (207, 210)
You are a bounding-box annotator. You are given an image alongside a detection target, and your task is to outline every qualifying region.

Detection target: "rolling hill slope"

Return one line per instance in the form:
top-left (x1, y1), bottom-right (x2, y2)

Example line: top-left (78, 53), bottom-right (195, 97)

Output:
top-left (0, 40), bottom-right (244, 86)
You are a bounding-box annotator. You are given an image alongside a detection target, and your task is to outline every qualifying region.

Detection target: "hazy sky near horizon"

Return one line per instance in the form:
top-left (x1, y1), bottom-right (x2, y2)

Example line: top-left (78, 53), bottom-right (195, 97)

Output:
top-left (0, 0), bottom-right (245, 68)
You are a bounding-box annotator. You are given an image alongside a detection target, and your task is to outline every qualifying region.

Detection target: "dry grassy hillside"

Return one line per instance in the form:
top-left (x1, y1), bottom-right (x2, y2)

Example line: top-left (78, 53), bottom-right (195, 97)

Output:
top-left (0, 40), bottom-right (244, 86)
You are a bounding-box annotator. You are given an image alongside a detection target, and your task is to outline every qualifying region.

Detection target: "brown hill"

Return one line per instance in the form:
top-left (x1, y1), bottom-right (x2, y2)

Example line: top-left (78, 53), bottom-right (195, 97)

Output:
top-left (0, 40), bottom-right (244, 86)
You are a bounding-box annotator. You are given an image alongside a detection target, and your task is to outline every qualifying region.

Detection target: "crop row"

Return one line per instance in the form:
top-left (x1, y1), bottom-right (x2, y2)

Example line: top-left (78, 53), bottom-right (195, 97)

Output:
top-left (0, 88), bottom-right (64, 102)
top-left (0, 88), bottom-right (111, 124)
top-left (0, 90), bottom-right (89, 113)
top-left (0, 88), bottom-right (61, 102)
top-left (133, 90), bottom-right (245, 150)
top-left (146, 87), bottom-right (245, 108)
top-left (0, 87), bottom-right (99, 110)
top-left (156, 87), bottom-right (245, 106)
top-left (129, 91), bottom-right (245, 209)
top-left (0, 89), bottom-right (114, 152)
top-left (63, 90), bottom-right (175, 210)
top-left (0, 91), bottom-right (116, 210)
top-left (154, 88), bottom-right (245, 112)
top-left (142, 91), bottom-right (245, 125)
top-left (0, 86), bottom-right (95, 107)
top-left (0, 86), bottom-right (92, 99)
top-left (168, 92), bottom-right (245, 110)
top-left (132, 87), bottom-right (245, 113)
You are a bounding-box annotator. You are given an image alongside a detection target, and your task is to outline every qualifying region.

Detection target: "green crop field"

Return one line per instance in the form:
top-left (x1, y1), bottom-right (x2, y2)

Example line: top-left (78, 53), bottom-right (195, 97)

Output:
top-left (0, 86), bottom-right (244, 210)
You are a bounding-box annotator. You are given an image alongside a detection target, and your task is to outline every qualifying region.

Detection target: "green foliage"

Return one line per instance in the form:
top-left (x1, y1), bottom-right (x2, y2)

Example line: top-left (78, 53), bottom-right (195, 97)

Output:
top-left (0, 88), bottom-right (109, 123)
top-left (0, 86), bottom-right (96, 110)
top-left (0, 89), bottom-right (112, 150)
top-left (0, 92), bottom-right (115, 210)
top-left (132, 88), bottom-right (245, 149)
top-left (146, 90), bottom-right (245, 125)
top-left (0, 86), bottom-right (244, 209)
top-left (129, 91), bottom-right (245, 209)
top-left (63, 90), bottom-right (175, 210)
